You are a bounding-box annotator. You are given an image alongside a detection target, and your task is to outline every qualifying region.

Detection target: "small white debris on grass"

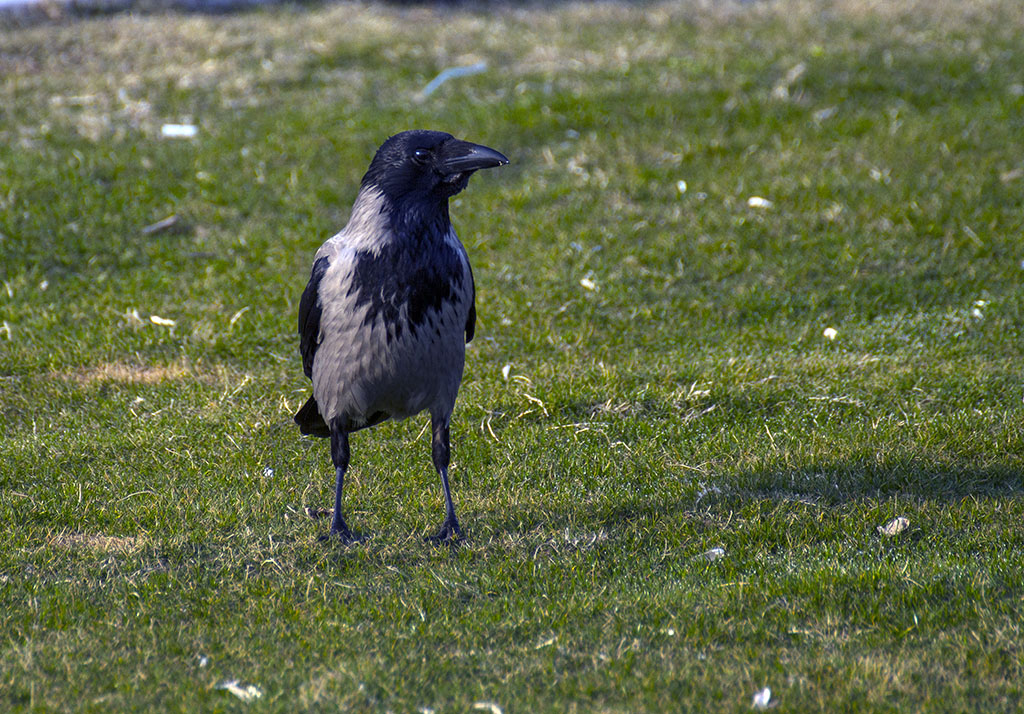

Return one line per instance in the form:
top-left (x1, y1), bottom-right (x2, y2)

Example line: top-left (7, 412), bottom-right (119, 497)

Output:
top-left (161, 123), bottom-right (198, 139)
top-left (123, 308), bottom-right (145, 327)
top-left (771, 62), bottom-right (806, 100)
top-left (999, 167), bottom-right (1023, 183)
top-left (473, 702), bottom-right (504, 714)
top-left (747, 196), bottom-right (773, 209)
top-left (822, 202), bottom-right (844, 222)
top-left (149, 314), bottom-right (176, 327)
top-left (262, 466), bottom-right (274, 479)
top-left (813, 106), bottom-right (838, 122)
top-left (580, 277), bottom-right (598, 291)
top-left (141, 215), bottom-right (179, 235)
top-left (229, 306), bottom-right (251, 327)
top-left (700, 547), bottom-right (726, 562)
top-left (216, 680), bottom-right (262, 702)
top-left (823, 327), bottom-right (838, 340)
top-left (751, 686), bottom-right (773, 710)
top-left (676, 179), bottom-right (688, 194)
top-left (878, 516), bottom-right (910, 537)
top-left (198, 655), bottom-right (209, 668)
top-left (501, 364), bottom-right (512, 381)
top-left (784, 63), bottom-right (806, 84)
top-left (39, 279), bottom-right (49, 291)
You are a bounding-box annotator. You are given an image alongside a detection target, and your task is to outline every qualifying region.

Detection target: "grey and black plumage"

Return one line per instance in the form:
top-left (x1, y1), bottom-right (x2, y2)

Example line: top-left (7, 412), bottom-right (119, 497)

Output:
top-left (295, 130), bottom-right (508, 544)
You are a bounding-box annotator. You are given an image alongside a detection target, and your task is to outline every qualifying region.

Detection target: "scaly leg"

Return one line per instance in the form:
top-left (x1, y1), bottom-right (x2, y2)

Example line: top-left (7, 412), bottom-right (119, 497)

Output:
top-left (321, 417), bottom-right (361, 543)
top-left (425, 413), bottom-right (463, 544)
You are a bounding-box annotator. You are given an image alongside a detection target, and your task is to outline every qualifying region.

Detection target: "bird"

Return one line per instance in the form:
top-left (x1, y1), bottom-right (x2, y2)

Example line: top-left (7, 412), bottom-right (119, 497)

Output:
top-left (294, 130), bottom-right (508, 544)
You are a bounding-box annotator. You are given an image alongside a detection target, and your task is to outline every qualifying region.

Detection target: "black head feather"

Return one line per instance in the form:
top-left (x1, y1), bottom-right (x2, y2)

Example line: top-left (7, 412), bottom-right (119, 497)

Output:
top-left (361, 130), bottom-right (508, 205)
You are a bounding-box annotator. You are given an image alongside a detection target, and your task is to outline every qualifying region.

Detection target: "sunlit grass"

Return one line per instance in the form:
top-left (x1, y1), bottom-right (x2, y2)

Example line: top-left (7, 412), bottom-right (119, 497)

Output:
top-left (2, 0), bottom-right (1024, 711)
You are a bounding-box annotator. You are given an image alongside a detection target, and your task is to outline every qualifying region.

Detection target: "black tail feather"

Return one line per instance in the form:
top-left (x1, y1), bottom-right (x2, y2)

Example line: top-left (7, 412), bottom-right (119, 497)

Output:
top-left (295, 395), bottom-right (330, 438)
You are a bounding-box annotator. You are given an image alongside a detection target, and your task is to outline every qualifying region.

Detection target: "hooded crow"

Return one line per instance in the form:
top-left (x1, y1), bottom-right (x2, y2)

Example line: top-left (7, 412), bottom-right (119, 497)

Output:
top-left (295, 130), bottom-right (508, 544)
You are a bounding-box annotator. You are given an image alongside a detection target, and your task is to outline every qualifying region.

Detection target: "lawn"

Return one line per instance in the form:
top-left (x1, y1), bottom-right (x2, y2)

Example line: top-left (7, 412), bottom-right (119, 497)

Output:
top-left (2, 0), bottom-right (1023, 711)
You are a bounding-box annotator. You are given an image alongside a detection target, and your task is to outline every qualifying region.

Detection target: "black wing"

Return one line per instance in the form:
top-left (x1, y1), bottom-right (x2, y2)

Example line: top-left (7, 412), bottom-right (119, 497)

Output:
top-left (465, 261), bottom-right (476, 344)
top-left (298, 256), bottom-right (330, 379)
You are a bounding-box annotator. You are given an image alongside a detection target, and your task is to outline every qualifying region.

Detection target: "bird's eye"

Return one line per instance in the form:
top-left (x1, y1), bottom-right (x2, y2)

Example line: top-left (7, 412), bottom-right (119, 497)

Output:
top-left (412, 148), bottom-right (431, 164)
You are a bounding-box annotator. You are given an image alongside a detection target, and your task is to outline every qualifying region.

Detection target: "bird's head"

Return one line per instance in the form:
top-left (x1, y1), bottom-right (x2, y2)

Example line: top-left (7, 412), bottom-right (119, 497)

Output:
top-left (361, 130), bottom-right (509, 206)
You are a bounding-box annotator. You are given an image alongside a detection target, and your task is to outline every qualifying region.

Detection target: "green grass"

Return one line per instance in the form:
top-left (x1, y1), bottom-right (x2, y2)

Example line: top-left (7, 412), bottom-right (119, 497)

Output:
top-left (2, 0), bottom-right (1024, 710)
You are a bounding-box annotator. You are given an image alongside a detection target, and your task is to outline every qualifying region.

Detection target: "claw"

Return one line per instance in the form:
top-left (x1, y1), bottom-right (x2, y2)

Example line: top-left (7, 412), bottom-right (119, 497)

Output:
top-left (424, 519), bottom-right (464, 546)
top-left (318, 527), bottom-right (367, 545)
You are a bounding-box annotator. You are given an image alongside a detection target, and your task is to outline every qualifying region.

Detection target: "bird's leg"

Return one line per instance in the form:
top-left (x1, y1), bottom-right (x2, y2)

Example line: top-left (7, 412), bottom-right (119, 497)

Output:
top-left (321, 418), bottom-right (361, 544)
top-left (426, 414), bottom-right (463, 544)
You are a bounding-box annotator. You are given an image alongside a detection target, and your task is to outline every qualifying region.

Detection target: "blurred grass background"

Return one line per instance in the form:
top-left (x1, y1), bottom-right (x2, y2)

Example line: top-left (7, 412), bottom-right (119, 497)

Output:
top-left (2, 1), bottom-right (1023, 711)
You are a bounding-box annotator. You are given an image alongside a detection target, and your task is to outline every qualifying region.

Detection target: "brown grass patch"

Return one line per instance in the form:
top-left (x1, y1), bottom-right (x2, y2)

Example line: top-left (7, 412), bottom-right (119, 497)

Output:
top-left (48, 531), bottom-right (146, 553)
top-left (65, 361), bottom-right (192, 385)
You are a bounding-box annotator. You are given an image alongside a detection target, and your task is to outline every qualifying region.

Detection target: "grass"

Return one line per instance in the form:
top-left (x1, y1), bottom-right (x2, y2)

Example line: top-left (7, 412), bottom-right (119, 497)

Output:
top-left (2, 0), bottom-right (1024, 710)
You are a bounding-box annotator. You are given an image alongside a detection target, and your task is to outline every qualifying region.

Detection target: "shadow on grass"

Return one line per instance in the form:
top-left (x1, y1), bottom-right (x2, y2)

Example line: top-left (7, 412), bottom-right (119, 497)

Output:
top-left (731, 459), bottom-right (1024, 505)
top-left (478, 458), bottom-right (1024, 544)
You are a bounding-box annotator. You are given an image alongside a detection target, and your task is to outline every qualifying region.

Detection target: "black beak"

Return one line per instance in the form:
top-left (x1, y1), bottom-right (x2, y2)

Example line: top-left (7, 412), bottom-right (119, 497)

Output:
top-left (440, 140), bottom-right (509, 175)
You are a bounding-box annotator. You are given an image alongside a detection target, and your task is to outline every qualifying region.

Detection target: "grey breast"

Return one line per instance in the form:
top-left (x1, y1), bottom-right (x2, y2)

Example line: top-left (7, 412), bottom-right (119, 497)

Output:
top-left (311, 226), bottom-right (473, 428)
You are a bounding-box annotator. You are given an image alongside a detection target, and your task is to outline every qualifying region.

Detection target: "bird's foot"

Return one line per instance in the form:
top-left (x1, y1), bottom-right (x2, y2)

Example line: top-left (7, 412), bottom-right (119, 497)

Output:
top-left (317, 524), bottom-right (367, 545)
top-left (424, 518), bottom-right (464, 546)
